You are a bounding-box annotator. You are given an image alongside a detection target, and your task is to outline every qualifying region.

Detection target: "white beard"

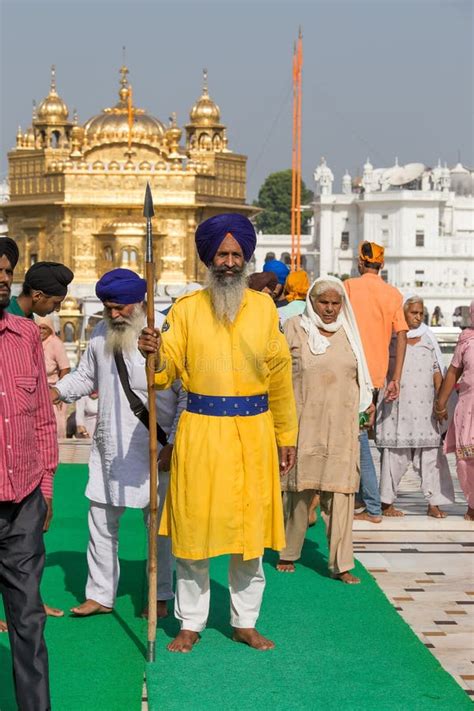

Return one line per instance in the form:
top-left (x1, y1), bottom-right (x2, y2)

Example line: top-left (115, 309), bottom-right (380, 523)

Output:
top-left (104, 304), bottom-right (145, 355)
top-left (207, 265), bottom-right (248, 324)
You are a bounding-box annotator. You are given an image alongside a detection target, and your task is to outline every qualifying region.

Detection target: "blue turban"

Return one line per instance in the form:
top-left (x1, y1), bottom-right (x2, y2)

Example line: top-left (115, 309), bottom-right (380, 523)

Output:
top-left (195, 213), bottom-right (257, 265)
top-left (263, 259), bottom-right (290, 285)
top-left (95, 268), bottom-right (147, 305)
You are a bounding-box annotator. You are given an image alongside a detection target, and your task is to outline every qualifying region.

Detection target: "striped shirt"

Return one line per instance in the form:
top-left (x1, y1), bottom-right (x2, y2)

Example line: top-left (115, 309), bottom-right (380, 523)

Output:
top-left (0, 311), bottom-right (58, 502)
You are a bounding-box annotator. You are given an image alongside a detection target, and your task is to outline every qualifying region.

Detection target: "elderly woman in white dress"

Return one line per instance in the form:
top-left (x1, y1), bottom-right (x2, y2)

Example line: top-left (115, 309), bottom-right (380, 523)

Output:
top-left (277, 276), bottom-right (373, 584)
top-left (376, 294), bottom-right (455, 517)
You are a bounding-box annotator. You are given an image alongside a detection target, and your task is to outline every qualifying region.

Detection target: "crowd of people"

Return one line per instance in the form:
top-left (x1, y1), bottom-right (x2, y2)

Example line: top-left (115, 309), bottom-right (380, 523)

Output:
top-left (0, 217), bottom-right (473, 709)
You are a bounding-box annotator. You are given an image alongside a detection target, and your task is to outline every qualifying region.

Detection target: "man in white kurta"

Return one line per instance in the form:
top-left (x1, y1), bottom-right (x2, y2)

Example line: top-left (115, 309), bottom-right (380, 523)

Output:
top-left (52, 269), bottom-right (186, 617)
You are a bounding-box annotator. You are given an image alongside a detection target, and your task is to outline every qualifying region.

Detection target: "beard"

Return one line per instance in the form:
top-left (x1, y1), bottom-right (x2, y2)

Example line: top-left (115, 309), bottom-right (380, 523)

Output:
top-left (103, 303), bottom-right (145, 355)
top-left (206, 264), bottom-right (248, 324)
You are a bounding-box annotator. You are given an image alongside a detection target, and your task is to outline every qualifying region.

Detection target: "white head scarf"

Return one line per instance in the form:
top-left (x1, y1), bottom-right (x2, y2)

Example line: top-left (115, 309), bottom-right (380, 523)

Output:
top-left (403, 293), bottom-right (446, 374)
top-left (300, 275), bottom-right (373, 412)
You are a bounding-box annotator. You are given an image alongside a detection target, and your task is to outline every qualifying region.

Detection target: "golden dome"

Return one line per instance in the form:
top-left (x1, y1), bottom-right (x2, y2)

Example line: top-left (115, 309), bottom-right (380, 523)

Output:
top-left (83, 66), bottom-right (165, 149)
top-left (189, 70), bottom-right (221, 126)
top-left (36, 66), bottom-right (69, 124)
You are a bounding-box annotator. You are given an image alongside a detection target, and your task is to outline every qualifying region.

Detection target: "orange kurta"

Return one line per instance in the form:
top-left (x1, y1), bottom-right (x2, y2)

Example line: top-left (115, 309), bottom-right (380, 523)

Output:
top-left (344, 273), bottom-right (408, 388)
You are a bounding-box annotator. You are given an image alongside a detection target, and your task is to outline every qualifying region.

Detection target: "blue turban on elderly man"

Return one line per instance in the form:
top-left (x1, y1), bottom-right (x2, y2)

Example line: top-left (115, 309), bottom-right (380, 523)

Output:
top-left (96, 268), bottom-right (147, 305)
top-left (195, 213), bottom-right (257, 265)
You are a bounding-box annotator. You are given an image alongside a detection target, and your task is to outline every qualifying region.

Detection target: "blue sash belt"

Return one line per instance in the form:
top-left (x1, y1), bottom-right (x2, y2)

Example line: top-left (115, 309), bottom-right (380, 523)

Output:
top-left (186, 392), bottom-right (268, 417)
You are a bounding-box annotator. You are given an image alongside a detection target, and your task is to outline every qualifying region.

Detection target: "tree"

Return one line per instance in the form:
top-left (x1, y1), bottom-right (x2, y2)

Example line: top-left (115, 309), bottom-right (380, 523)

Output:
top-left (254, 169), bottom-right (313, 234)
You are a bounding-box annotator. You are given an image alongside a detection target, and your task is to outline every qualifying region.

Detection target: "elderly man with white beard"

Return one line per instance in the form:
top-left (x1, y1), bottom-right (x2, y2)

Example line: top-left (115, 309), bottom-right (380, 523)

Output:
top-left (138, 214), bottom-right (298, 653)
top-left (50, 269), bottom-right (186, 618)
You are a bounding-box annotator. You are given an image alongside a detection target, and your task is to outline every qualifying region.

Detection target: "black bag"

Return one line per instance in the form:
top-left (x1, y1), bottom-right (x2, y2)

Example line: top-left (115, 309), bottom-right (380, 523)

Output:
top-left (114, 350), bottom-right (168, 447)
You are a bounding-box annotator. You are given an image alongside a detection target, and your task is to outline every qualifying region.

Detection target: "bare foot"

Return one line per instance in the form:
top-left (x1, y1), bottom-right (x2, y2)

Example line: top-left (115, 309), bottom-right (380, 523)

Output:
top-left (0, 619), bottom-right (7, 633)
top-left (167, 629), bottom-right (199, 653)
top-left (232, 627), bottom-right (275, 651)
top-left (141, 600), bottom-right (169, 619)
top-left (70, 599), bottom-right (113, 616)
top-left (464, 507), bottom-right (474, 522)
top-left (333, 571), bottom-right (361, 584)
top-left (44, 604), bottom-right (64, 617)
top-left (354, 511), bottom-right (382, 523)
top-left (276, 559), bottom-right (295, 573)
top-left (382, 504), bottom-right (405, 518)
top-left (427, 505), bottom-right (447, 519)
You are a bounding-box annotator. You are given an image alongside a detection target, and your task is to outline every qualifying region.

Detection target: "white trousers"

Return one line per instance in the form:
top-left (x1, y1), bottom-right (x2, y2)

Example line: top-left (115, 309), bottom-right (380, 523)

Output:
top-left (86, 472), bottom-right (173, 608)
top-left (174, 555), bottom-right (265, 633)
top-left (380, 447), bottom-right (455, 506)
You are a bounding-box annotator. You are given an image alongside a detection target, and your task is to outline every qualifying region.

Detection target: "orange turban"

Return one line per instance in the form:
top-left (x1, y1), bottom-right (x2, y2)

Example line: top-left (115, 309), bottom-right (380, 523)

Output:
top-left (284, 270), bottom-right (310, 302)
top-left (359, 241), bottom-right (385, 264)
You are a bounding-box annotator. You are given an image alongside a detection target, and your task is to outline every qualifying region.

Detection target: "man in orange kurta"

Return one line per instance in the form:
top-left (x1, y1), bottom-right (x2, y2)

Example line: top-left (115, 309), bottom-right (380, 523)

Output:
top-left (139, 214), bottom-right (297, 653)
top-left (344, 241), bottom-right (408, 522)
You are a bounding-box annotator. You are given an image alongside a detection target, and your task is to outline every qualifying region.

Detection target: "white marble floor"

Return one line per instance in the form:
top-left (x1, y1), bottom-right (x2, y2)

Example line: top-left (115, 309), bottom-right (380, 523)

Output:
top-left (59, 440), bottom-right (474, 704)
top-left (354, 447), bottom-right (474, 700)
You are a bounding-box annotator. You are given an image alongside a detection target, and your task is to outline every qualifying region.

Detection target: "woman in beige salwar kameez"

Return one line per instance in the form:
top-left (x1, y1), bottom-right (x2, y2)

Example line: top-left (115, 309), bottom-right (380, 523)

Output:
top-left (277, 276), bottom-right (373, 583)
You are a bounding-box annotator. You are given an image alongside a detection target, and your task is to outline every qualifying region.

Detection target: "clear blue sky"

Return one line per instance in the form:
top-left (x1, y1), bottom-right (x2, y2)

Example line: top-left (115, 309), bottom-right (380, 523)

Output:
top-left (1, 0), bottom-right (472, 200)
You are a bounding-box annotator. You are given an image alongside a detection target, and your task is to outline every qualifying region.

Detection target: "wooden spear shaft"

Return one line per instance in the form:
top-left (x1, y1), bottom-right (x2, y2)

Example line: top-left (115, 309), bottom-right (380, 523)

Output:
top-left (144, 183), bottom-right (158, 663)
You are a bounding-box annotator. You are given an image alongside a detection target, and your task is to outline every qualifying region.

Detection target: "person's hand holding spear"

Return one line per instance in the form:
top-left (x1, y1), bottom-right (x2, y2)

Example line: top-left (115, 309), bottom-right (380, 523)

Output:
top-left (144, 182), bottom-right (159, 662)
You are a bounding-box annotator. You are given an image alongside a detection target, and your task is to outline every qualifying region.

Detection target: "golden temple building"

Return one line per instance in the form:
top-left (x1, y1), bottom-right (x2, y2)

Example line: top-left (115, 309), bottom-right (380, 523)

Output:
top-left (5, 65), bottom-right (252, 292)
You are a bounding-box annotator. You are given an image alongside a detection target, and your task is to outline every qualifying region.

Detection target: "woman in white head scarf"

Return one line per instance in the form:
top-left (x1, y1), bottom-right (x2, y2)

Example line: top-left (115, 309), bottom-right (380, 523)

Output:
top-left (277, 275), bottom-right (373, 584)
top-left (376, 294), bottom-right (455, 518)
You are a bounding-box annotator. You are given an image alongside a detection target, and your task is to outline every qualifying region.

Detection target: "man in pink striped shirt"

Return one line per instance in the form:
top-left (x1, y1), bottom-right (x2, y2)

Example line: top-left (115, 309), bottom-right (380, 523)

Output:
top-left (0, 237), bottom-right (58, 711)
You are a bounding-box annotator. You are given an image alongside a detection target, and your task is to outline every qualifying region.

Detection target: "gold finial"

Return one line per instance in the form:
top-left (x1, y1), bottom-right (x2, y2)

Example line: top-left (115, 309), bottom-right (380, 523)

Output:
top-left (32, 100), bottom-right (37, 120)
top-left (73, 108), bottom-right (78, 125)
top-left (119, 63), bottom-right (129, 102)
top-left (202, 68), bottom-right (208, 95)
top-left (169, 112), bottom-right (177, 127)
top-left (50, 65), bottom-right (57, 93)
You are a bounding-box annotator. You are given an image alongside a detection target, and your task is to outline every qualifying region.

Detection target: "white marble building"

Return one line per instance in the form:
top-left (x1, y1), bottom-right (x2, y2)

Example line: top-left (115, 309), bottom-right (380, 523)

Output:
top-left (313, 157), bottom-right (474, 325)
top-left (253, 228), bottom-right (316, 276)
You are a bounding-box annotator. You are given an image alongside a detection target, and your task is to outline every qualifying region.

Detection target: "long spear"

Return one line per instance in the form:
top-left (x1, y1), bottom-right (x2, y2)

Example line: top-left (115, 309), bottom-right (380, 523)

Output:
top-left (144, 182), bottom-right (158, 662)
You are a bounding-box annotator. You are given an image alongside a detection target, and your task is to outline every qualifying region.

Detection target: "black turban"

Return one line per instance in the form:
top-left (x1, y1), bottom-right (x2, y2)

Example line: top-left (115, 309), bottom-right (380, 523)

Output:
top-left (0, 238), bottom-right (19, 269)
top-left (25, 261), bottom-right (74, 297)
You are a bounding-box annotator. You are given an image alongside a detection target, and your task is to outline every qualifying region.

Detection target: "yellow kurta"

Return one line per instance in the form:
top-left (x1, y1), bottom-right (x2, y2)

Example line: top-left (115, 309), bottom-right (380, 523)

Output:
top-left (155, 287), bottom-right (298, 561)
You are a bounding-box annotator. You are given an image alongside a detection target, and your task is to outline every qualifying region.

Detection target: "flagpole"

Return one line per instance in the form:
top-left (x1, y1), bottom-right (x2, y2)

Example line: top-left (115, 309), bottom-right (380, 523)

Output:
top-left (296, 28), bottom-right (303, 270)
top-left (291, 42), bottom-right (297, 271)
top-left (143, 182), bottom-right (158, 663)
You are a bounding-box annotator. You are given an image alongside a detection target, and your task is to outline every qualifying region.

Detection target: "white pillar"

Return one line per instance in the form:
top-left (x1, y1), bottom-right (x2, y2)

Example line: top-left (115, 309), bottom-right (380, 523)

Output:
top-left (319, 205), bottom-right (333, 276)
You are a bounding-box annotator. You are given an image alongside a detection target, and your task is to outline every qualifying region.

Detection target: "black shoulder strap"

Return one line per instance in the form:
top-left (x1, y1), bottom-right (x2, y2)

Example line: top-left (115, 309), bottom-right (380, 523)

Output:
top-left (114, 349), bottom-right (168, 447)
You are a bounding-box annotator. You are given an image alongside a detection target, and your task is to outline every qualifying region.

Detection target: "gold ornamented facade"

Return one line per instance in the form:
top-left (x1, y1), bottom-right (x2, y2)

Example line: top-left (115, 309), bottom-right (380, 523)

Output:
top-left (5, 65), bottom-right (252, 290)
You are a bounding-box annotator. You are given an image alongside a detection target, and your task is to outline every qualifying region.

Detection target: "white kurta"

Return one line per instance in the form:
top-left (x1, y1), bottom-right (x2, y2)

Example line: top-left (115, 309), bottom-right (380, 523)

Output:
top-left (55, 316), bottom-right (186, 508)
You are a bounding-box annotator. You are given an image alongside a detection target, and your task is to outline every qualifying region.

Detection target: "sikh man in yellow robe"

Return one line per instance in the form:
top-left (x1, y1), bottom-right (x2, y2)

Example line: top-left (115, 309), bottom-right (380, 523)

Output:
top-left (138, 213), bottom-right (297, 653)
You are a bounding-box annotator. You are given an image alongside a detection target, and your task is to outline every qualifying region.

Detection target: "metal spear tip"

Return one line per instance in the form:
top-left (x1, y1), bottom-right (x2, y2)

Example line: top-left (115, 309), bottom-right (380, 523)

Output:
top-left (143, 182), bottom-right (155, 218)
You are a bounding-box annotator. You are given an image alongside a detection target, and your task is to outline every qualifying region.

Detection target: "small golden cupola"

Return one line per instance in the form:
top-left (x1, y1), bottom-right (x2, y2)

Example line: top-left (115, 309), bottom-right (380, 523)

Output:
top-left (165, 112), bottom-right (183, 158)
top-left (186, 69), bottom-right (228, 154)
top-left (33, 66), bottom-right (72, 149)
